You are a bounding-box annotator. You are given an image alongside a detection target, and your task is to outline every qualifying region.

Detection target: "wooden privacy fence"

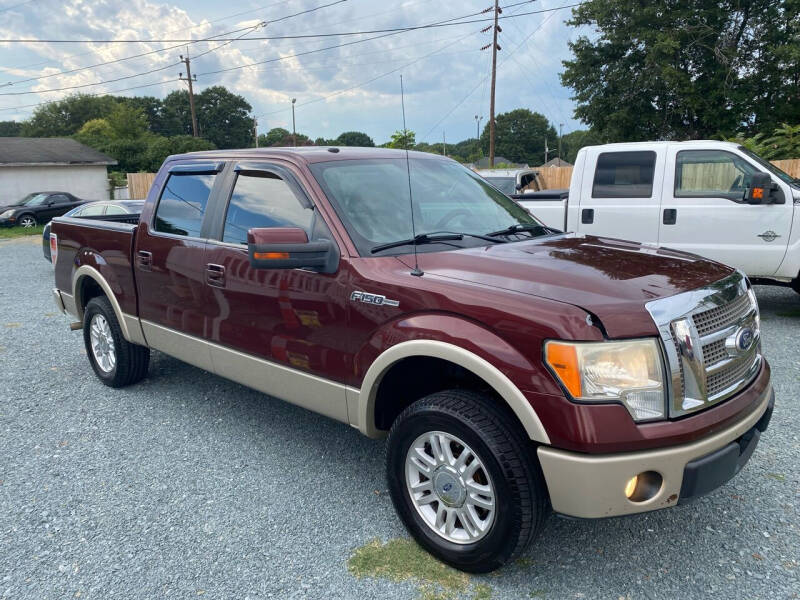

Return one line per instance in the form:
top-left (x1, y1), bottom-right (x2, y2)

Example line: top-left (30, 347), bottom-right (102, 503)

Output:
top-left (124, 159), bottom-right (800, 196)
top-left (127, 172), bottom-right (157, 199)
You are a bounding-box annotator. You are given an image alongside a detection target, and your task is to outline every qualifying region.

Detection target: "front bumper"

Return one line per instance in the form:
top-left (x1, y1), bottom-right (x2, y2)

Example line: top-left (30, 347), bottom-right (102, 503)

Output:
top-left (0, 217), bottom-right (16, 227)
top-left (538, 384), bottom-right (773, 518)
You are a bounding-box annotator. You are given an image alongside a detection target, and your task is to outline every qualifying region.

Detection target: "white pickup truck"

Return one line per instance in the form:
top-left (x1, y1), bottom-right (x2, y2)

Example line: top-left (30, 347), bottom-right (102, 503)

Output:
top-left (517, 141), bottom-right (800, 290)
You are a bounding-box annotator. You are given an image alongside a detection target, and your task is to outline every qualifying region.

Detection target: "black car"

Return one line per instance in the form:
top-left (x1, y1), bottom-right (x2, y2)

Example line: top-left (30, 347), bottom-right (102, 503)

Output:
top-left (42, 200), bottom-right (144, 262)
top-left (0, 192), bottom-right (86, 228)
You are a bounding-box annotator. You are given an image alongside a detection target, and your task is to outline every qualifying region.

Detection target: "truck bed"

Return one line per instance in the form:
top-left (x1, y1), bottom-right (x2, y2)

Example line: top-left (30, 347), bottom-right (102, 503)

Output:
top-left (51, 216), bottom-right (139, 317)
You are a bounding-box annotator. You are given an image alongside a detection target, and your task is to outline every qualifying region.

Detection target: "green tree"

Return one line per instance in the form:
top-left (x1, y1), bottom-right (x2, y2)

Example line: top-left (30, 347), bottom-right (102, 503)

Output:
top-left (561, 0), bottom-right (800, 141)
top-left (106, 103), bottom-right (148, 139)
top-left (0, 121), bottom-right (22, 136)
top-left (335, 131), bottom-right (375, 147)
top-left (74, 118), bottom-right (116, 147)
top-left (480, 109), bottom-right (556, 165)
top-left (388, 129), bottom-right (415, 149)
top-left (160, 90), bottom-right (194, 137)
top-left (196, 86), bottom-right (255, 149)
top-left (21, 94), bottom-right (117, 136)
top-left (143, 135), bottom-right (216, 171)
top-left (260, 127), bottom-right (291, 146)
top-left (560, 129), bottom-right (604, 163)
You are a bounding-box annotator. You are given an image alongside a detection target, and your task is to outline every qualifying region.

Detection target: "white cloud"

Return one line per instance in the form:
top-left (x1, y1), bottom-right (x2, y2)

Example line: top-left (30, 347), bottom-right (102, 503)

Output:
top-left (0, 0), bottom-right (584, 143)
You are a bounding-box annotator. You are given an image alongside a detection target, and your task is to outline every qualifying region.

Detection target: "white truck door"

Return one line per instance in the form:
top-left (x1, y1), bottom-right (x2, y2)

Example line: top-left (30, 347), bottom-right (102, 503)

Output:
top-left (658, 146), bottom-right (792, 277)
top-left (575, 147), bottom-right (664, 244)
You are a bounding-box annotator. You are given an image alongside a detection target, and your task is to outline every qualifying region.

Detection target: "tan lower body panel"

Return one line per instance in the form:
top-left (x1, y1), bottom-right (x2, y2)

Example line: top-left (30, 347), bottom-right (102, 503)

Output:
top-left (140, 319), bottom-right (349, 424)
top-left (538, 386), bottom-right (771, 519)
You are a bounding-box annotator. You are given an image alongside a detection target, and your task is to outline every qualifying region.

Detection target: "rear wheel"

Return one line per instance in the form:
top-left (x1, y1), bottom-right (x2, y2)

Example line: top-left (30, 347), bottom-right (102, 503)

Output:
top-left (83, 296), bottom-right (149, 387)
top-left (18, 214), bottom-right (37, 228)
top-left (386, 389), bottom-right (548, 573)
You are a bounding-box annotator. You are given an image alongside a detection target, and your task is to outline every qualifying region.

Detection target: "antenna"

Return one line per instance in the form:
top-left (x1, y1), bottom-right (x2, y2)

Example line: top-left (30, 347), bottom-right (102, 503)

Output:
top-left (401, 74), bottom-right (423, 277)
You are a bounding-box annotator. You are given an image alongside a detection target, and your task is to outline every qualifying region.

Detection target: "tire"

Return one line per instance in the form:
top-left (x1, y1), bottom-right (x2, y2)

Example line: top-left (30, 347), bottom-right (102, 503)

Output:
top-left (386, 389), bottom-right (548, 573)
top-left (83, 296), bottom-right (150, 388)
top-left (18, 214), bottom-right (37, 228)
top-left (792, 278), bottom-right (800, 296)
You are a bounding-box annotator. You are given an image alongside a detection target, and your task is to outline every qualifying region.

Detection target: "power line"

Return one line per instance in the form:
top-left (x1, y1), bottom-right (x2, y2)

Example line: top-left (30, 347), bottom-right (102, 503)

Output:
top-left (422, 8), bottom-right (558, 141)
top-left (0, 0), bottom-right (348, 92)
top-left (0, 3), bottom-right (581, 43)
top-left (0, 0), bottom-right (34, 13)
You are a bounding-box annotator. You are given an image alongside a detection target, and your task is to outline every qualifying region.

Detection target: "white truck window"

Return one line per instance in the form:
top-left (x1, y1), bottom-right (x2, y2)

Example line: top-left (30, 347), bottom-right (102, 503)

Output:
top-left (591, 151), bottom-right (656, 198)
top-left (674, 150), bottom-right (757, 199)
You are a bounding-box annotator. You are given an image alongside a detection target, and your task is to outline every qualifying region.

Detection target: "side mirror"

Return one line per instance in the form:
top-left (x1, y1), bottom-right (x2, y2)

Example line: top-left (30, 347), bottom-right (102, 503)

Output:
top-left (46, 198), bottom-right (56, 206)
top-left (247, 227), bottom-right (337, 273)
top-left (746, 173), bottom-right (783, 205)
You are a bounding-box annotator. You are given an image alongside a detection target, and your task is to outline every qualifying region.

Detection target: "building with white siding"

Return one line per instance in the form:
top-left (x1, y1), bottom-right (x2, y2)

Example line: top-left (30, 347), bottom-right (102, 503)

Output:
top-left (0, 138), bottom-right (116, 202)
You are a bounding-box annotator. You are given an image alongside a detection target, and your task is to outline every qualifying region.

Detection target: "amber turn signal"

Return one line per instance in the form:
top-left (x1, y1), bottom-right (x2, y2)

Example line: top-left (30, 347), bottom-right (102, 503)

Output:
top-left (544, 342), bottom-right (582, 397)
top-left (253, 251), bottom-right (290, 260)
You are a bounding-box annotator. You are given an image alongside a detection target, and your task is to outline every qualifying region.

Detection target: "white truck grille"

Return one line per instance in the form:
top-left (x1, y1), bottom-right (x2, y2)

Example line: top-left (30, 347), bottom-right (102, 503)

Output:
top-left (646, 271), bottom-right (761, 418)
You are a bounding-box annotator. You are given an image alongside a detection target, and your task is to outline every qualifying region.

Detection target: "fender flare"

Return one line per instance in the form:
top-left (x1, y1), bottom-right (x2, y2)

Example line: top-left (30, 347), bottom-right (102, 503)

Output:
top-left (72, 265), bottom-right (145, 345)
top-left (354, 339), bottom-right (550, 444)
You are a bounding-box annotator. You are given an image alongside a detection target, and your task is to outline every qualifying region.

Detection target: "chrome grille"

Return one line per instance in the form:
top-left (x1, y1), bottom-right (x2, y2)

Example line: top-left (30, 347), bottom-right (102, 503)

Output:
top-left (702, 339), bottom-right (728, 366)
top-left (646, 271), bottom-right (761, 418)
top-left (692, 292), bottom-right (753, 337)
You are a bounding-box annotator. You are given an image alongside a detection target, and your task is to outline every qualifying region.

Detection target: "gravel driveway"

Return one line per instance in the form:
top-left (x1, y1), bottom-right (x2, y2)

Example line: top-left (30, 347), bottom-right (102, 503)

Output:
top-left (1, 236), bottom-right (798, 600)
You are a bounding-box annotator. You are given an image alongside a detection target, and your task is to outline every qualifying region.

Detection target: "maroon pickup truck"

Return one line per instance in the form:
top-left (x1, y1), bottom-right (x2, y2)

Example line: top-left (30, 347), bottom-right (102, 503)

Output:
top-left (50, 147), bottom-right (774, 572)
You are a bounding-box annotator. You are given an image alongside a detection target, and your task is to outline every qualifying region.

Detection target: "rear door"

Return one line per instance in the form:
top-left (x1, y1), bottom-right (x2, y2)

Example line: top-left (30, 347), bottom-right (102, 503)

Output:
top-left (134, 162), bottom-right (224, 370)
top-left (41, 194), bottom-right (73, 220)
top-left (658, 147), bottom-right (793, 276)
top-left (575, 147), bottom-right (664, 244)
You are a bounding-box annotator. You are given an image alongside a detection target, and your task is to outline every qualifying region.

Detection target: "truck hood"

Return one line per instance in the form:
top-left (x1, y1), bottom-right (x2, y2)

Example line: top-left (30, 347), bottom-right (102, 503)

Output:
top-left (411, 234), bottom-right (734, 338)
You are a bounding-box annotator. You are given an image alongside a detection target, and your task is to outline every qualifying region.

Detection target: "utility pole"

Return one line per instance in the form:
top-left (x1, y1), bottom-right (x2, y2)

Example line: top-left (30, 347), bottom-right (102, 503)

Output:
top-left (558, 123), bottom-right (564, 161)
top-left (179, 55), bottom-right (198, 138)
top-left (442, 131), bottom-right (446, 156)
top-left (544, 138), bottom-right (549, 164)
top-left (254, 117), bottom-right (259, 148)
top-left (291, 98), bottom-right (297, 147)
top-left (475, 114), bottom-right (482, 142)
top-left (488, 0), bottom-right (501, 167)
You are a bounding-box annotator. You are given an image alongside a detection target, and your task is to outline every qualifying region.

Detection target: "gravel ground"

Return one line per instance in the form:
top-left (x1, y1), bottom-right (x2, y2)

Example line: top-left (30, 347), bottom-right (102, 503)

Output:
top-left (0, 235), bottom-right (798, 600)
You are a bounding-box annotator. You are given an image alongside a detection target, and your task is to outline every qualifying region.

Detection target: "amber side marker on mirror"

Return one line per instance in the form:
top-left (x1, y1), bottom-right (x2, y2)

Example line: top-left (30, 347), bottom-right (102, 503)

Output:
top-left (752, 188), bottom-right (764, 199)
top-left (254, 251), bottom-right (290, 260)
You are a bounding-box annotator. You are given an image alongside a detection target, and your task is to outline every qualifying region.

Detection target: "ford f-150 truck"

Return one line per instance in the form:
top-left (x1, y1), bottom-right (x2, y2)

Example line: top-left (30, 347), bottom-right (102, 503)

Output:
top-left (50, 147), bottom-right (774, 572)
top-left (516, 141), bottom-right (800, 291)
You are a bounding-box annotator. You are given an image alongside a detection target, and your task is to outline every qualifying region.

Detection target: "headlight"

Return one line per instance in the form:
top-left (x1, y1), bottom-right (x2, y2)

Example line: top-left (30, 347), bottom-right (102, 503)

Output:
top-left (0, 209), bottom-right (13, 218)
top-left (545, 338), bottom-right (666, 421)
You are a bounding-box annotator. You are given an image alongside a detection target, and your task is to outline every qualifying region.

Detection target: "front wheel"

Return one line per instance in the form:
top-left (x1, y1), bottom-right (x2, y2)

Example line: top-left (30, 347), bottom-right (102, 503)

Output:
top-left (386, 390), bottom-right (549, 573)
top-left (18, 214), bottom-right (37, 228)
top-left (83, 296), bottom-right (150, 387)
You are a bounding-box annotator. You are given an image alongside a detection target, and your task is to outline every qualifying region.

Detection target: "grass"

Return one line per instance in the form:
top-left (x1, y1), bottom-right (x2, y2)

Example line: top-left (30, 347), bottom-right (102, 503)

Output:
top-left (0, 225), bottom-right (44, 239)
top-left (348, 538), bottom-right (493, 600)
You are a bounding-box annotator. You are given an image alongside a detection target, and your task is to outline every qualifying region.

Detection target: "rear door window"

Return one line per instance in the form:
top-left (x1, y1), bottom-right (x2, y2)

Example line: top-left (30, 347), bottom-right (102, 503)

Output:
top-left (154, 173), bottom-right (216, 237)
top-left (592, 151), bottom-right (656, 198)
top-left (222, 171), bottom-right (314, 245)
top-left (80, 204), bottom-right (107, 216)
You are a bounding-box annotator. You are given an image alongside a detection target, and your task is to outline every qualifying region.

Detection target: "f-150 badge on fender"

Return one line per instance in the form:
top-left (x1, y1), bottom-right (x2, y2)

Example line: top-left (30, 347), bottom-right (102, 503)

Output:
top-left (350, 290), bottom-right (399, 307)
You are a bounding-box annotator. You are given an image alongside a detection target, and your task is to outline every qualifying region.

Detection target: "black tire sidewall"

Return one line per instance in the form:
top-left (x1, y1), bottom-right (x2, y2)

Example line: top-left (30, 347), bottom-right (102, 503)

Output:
top-left (83, 298), bottom-right (121, 385)
top-left (387, 405), bottom-right (526, 570)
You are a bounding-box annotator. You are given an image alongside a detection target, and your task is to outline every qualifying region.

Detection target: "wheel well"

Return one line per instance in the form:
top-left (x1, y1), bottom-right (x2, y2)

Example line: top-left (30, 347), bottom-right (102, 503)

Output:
top-left (373, 356), bottom-right (503, 431)
top-left (77, 276), bottom-right (105, 315)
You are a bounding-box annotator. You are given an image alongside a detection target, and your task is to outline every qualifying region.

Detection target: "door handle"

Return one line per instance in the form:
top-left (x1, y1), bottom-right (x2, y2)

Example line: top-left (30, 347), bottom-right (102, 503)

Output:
top-left (206, 263), bottom-right (226, 287)
top-left (663, 208), bottom-right (677, 225)
top-left (581, 208), bottom-right (594, 224)
top-left (136, 250), bottom-right (152, 271)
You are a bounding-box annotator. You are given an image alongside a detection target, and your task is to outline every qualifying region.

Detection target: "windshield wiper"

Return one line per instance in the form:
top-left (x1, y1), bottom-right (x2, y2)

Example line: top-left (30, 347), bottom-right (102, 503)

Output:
top-left (486, 223), bottom-right (558, 238)
top-left (370, 231), bottom-right (506, 254)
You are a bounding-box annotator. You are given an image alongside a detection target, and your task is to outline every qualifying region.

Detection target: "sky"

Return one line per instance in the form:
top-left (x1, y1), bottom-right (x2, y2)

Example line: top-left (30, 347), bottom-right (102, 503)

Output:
top-left (0, 0), bottom-right (590, 145)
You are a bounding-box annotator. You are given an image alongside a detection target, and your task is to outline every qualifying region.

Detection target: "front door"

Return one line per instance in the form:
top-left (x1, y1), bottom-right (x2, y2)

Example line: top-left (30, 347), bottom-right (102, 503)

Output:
top-left (202, 162), bottom-right (349, 420)
top-left (134, 163), bottom-right (223, 369)
top-left (658, 148), bottom-right (792, 276)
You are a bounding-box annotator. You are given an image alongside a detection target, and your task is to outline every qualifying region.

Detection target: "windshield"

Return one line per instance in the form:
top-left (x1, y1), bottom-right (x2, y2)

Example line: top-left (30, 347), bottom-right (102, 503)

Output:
top-left (309, 158), bottom-right (539, 256)
top-left (484, 176), bottom-right (516, 196)
top-left (739, 146), bottom-right (799, 187)
top-left (12, 193), bottom-right (46, 206)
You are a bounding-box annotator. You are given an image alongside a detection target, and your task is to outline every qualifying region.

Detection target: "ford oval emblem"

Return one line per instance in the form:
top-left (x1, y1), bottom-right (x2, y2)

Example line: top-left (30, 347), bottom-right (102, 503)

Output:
top-left (736, 327), bottom-right (754, 351)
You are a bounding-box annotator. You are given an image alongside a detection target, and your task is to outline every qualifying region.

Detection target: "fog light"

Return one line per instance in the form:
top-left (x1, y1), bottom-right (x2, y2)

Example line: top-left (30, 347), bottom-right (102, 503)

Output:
top-left (624, 475), bottom-right (638, 499)
top-left (624, 471), bottom-right (663, 503)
